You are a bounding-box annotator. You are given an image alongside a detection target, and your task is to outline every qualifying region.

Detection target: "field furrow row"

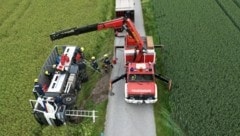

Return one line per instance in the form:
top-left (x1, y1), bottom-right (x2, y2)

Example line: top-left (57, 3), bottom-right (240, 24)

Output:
top-left (215, 0), bottom-right (240, 32)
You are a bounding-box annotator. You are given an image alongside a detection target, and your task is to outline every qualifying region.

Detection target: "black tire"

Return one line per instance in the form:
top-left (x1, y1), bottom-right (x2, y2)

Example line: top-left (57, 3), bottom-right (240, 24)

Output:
top-left (77, 62), bottom-right (86, 70)
top-left (81, 71), bottom-right (88, 82)
top-left (62, 94), bottom-right (76, 106)
top-left (75, 80), bottom-right (81, 92)
top-left (79, 69), bottom-right (88, 83)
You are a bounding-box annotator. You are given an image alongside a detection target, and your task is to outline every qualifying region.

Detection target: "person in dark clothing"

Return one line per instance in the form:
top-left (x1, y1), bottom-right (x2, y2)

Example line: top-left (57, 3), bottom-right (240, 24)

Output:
top-left (56, 55), bottom-right (61, 64)
top-left (45, 70), bottom-right (53, 81)
top-left (73, 47), bottom-right (83, 64)
top-left (103, 54), bottom-right (113, 68)
top-left (34, 79), bottom-right (45, 97)
top-left (91, 56), bottom-right (101, 72)
top-left (80, 47), bottom-right (85, 59)
top-left (102, 54), bottom-right (113, 73)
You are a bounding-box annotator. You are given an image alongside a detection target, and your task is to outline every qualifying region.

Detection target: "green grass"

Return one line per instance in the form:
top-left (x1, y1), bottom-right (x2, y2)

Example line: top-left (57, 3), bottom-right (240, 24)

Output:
top-left (0, 0), bottom-right (22, 25)
top-left (151, 0), bottom-right (240, 135)
top-left (142, 0), bottom-right (184, 136)
top-left (0, 0), bottom-right (114, 135)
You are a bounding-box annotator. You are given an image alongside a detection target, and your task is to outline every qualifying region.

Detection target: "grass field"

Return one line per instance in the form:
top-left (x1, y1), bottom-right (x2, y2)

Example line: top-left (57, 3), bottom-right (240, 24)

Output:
top-left (0, 0), bottom-right (114, 135)
top-left (150, 0), bottom-right (240, 135)
top-left (142, 1), bottom-right (183, 136)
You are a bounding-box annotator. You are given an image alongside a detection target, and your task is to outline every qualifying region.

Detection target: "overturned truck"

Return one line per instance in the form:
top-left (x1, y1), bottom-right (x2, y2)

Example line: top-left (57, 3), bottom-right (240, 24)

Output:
top-left (29, 45), bottom-right (97, 126)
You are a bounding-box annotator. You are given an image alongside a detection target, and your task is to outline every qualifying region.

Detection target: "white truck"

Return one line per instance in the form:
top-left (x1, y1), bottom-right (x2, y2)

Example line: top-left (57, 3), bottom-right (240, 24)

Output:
top-left (116, 0), bottom-right (135, 20)
top-left (29, 45), bottom-right (96, 126)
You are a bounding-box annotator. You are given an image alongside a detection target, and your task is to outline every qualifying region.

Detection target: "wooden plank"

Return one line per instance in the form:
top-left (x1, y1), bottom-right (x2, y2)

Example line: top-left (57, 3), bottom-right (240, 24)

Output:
top-left (146, 36), bottom-right (154, 49)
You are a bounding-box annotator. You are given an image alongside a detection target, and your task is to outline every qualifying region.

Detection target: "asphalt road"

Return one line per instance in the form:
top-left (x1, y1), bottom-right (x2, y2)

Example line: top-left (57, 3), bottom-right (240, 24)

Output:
top-left (104, 0), bottom-right (156, 136)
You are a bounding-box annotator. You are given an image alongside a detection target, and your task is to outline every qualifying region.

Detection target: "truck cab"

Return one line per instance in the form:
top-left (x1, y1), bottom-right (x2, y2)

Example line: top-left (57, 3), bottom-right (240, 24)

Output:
top-left (30, 97), bottom-right (66, 126)
top-left (125, 63), bottom-right (157, 104)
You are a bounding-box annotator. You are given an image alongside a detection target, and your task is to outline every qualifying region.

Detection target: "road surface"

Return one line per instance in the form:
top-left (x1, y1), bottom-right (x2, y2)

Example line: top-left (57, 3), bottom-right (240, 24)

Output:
top-left (104, 0), bottom-right (156, 136)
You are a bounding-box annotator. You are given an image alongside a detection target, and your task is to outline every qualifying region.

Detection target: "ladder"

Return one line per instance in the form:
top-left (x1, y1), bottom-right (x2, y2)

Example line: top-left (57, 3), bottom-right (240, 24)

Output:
top-left (65, 110), bottom-right (98, 123)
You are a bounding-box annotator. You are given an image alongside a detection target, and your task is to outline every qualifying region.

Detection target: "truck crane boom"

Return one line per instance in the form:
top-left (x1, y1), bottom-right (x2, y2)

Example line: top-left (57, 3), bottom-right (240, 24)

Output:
top-left (50, 17), bottom-right (144, 62)
top-left (50, 17), bottom-right (172, 104)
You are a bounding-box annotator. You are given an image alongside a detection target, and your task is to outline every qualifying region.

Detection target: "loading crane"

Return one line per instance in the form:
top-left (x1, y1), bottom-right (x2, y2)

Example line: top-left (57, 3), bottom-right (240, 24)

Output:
top-left (50, 17), bottom-right (171, 104)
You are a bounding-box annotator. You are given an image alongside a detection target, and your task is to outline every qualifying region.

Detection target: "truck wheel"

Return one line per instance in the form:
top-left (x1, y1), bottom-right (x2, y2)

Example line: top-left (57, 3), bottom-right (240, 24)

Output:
top-left (79, 69), bottom-right (88, 83)
top-left (81, 71), bottom-right (88, 82)
top-left (62, 94), bottom-right (76, 106)
top-left (75, 81), bottom-right (81, 92)
top-left (78, 62), bottom-right (86, 70)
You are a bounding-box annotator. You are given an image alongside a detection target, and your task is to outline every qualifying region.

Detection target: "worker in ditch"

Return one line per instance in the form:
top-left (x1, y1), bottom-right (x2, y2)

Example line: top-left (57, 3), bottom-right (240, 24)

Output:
top-left (103, 54), bottom-right (113, 68)
top-left (74, 51), bottom-right (82, 64)
top-left (34, 79), bottom-right (45, 98)
top-left (91, 56), bottom-right (101, 72)
top-left (45, 70), bottom-right (53, 80)
top-left (74, 47), bottom-right (84, 64)
top-left (80, 47), bottom-right (85, 59)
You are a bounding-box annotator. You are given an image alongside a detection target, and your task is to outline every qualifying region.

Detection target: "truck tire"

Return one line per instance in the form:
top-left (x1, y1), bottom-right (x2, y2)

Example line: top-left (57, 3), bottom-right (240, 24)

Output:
top-left (81, 71), bottom-right (88, 82)
top-left (62, 94), bottom-right (76, 106)
top-left (77, 62), bottom-right (86, 70)
top-left (75, 80), bottom-right (81, 92)
top-left (79, 69), bottom-right (88, 83)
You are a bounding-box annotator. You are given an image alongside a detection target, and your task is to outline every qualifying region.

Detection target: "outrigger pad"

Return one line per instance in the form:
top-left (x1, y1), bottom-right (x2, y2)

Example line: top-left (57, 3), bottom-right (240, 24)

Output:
top-left (155, 74), bottom-right (172, 91)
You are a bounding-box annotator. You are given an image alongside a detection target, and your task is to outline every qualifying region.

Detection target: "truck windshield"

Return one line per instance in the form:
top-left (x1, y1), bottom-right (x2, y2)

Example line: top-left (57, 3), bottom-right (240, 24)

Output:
top-left (129, 74), bottom-right (154, 82)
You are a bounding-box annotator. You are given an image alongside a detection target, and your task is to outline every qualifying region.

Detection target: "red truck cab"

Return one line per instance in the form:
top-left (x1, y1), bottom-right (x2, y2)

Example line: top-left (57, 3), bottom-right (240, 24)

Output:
top-left (125, 63), bottom-right (157, 104)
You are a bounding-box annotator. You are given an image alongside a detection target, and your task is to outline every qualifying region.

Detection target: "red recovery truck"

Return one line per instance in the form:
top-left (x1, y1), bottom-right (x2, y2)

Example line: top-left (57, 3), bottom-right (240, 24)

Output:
top-left (50, 17), bottom-right (171, 104)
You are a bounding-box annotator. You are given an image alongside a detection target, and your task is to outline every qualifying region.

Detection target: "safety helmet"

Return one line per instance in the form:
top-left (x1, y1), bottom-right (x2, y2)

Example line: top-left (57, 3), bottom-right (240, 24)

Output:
top-left (34, 78), bottom-right (38, 83)
top-left (45, 70), bottom-right (49, 75)
top-left (104, 54), bottom-right (108, 58)
top-left (81, 47), bottom-right (84, 52)
top-left (91, 56), bottom-right (95, 60)
top-left (52, 64), bottom-right (56, 69)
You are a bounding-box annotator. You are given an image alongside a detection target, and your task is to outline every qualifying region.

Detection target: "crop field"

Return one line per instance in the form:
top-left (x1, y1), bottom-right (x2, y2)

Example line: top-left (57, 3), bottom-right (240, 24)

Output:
top-left (142, 1), bottom-right (183, 136)
top-left (151, 0), bottom-right (240, 135)
top-left (0, 0), bottom-right (114, 135)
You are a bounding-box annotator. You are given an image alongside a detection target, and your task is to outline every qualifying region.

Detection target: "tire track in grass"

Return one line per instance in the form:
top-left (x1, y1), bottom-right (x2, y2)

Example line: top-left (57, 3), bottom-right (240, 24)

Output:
top-left (215, 0), bottom-right (240, 32)
top-left (0, 0), bottom-right (32, 38)
top-left (11, 0), bottom-right (32, 28)
top-left (0, 0), bottom-right (22, 27)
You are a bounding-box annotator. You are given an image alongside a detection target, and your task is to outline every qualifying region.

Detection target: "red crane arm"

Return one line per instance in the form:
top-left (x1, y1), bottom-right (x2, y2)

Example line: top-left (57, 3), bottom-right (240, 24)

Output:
top-left (50, 17), bottom-right (143, 50)
top-left (50, 17), bottom-right (145, 62)
top-left (96, 18), bottom-right (144, 51)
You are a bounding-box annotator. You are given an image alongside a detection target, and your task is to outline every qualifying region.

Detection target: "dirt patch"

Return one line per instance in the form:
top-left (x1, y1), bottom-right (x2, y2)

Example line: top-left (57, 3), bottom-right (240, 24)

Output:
top-left (91, 73), bottom-right (111, 104)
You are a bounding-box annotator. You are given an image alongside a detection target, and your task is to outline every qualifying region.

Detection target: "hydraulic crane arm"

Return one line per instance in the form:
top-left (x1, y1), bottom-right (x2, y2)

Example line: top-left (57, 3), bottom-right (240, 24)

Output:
top-left (50, 17), bottom-right (144, 52)
top-left (50, 24), bottom-right (99, 41)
